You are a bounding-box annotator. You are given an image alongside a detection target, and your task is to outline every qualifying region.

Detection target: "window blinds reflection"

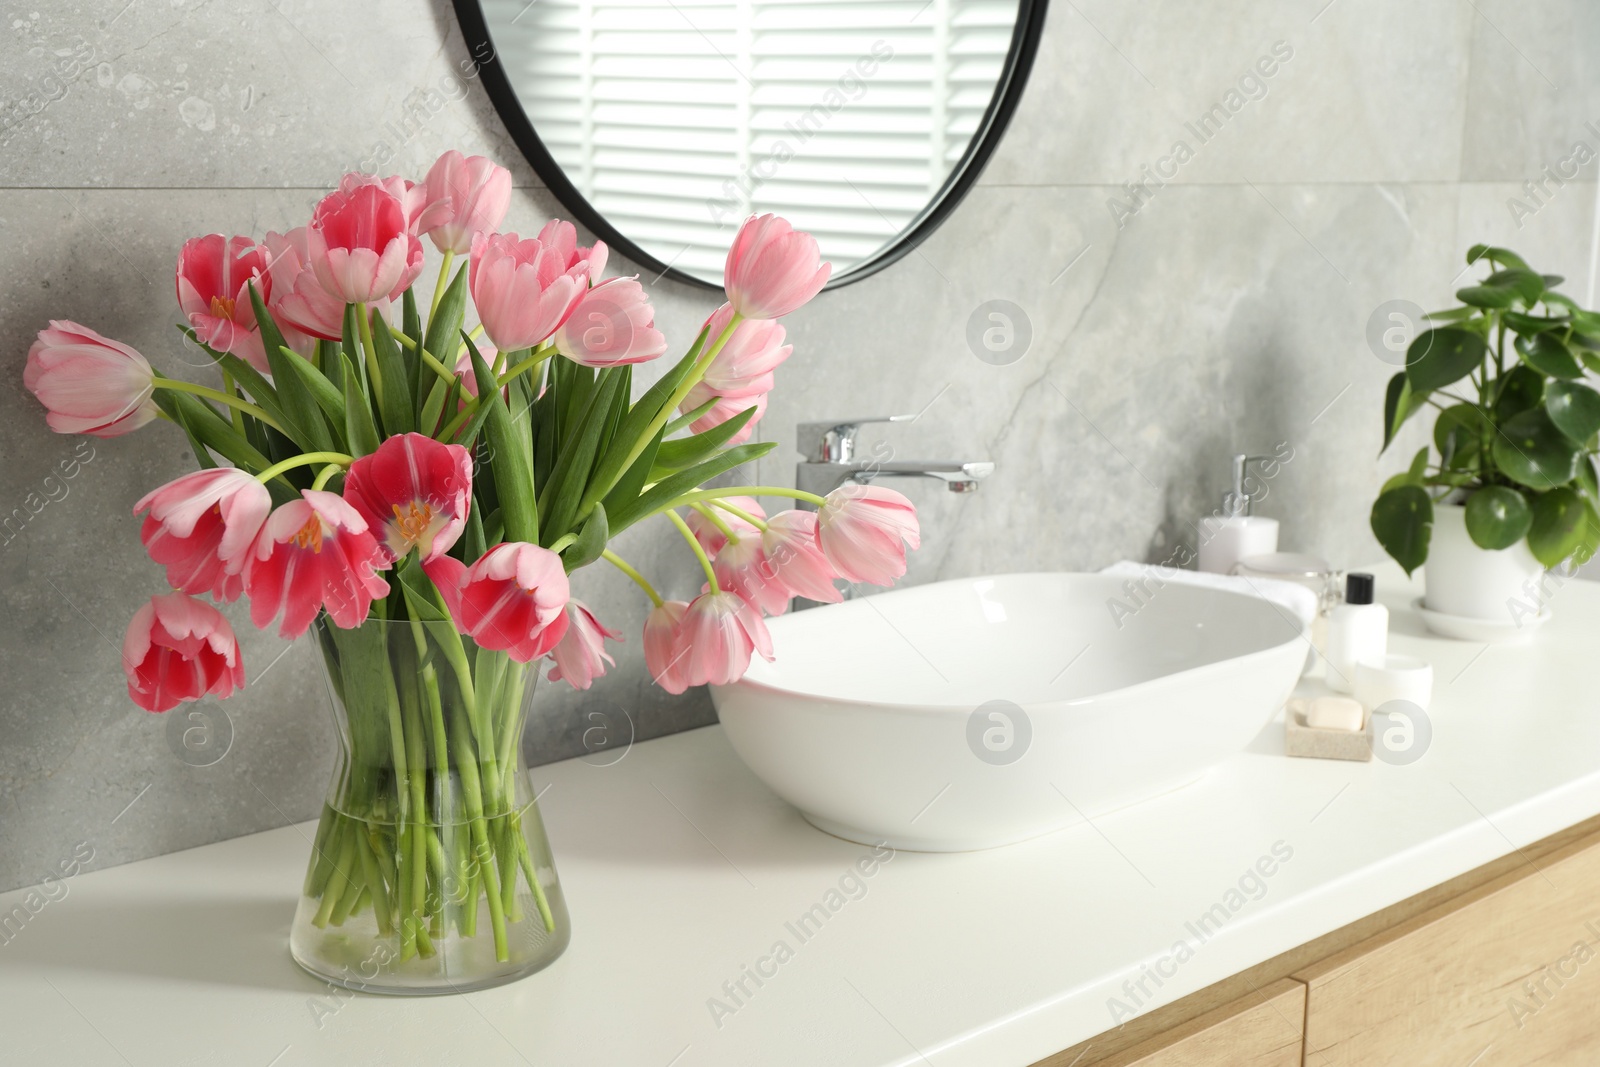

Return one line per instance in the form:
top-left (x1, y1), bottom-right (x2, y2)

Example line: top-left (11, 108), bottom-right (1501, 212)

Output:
top-left (484, 0), bottom-right (1016, 281)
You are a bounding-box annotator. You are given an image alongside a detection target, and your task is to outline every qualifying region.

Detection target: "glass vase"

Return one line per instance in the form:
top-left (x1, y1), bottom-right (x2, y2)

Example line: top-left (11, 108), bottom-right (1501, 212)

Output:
top-left (289, 616), bottom-right (570, 994)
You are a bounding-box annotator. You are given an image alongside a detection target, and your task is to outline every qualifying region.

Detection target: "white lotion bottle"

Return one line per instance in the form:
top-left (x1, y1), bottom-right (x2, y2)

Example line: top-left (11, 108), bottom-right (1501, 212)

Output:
top-left (1326, 572), bottom-right (1387, 694)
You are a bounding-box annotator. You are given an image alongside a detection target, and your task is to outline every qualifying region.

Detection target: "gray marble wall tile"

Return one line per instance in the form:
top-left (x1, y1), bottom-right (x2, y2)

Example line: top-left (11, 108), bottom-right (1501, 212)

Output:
top-left (1, 0), bottom-right (1599, 890)
top-left (1459, 0), bottom-right (1600, 182)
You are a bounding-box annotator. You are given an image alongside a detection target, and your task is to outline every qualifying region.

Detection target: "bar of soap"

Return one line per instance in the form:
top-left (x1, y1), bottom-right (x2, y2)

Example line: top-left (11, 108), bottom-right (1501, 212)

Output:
top-left (1305, 695), bottom-right (1364, 732)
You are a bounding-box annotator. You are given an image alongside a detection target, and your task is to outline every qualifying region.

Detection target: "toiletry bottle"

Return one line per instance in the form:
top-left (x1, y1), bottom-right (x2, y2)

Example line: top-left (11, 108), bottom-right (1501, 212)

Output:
top-left (1325, 572), bottom-right (1387, 695)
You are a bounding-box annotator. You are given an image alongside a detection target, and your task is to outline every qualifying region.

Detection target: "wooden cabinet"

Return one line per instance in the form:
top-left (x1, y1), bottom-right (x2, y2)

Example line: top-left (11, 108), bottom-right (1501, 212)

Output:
top-left (1294, 830), bottom-right (1600, 1066)
top-left (1092, 979), bottom-right (1304, 1067)
top-left (1045, 820), bottom-right (1600, 1067)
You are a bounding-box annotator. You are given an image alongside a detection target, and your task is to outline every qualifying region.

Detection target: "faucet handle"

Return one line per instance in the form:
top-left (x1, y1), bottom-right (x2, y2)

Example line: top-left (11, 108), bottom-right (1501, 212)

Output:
top-left (797, 414), bottom-right (918, 463)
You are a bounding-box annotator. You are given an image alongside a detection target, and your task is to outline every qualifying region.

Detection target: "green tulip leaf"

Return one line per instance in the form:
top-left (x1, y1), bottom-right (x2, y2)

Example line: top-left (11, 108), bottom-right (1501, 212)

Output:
top-left (1528, 487), bottom-right (1587, 567)
top-left (1546, 380), bottom-right (1600, 443)
top-left (1406, 327), bottom-right (1487, 391)
top-left (1371, 485), bottom-right (1433, 576)
top-left (1514, 333), bottom-right (1583, 379)
top-left (1492, 409), bottom-right (1582, 490)
top-left (1464, 486), bottom-right (1532, 550)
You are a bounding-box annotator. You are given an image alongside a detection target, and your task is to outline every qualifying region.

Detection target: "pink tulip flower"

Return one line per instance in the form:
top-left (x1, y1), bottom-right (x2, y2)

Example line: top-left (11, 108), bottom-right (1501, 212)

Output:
top-left (552, 276), bottom-right (668, 368)
top-left (699, 302), bottom-right (791, 397)
top-left (342, 432), bottom-right (473, 564)
top-left (336, 171), bottom-right (449, 239)
top-left (816, 484), bottom-right (921, 586)
top-left (643, 600), bottom-right (690, 694)
top-left (135, 468), bottom-right (272, 602)
top-left (723, 214), bottom-right (830, 320)
top-left (123, 591), bottom-right (245, 713)
top-left (306, 183), bottom-right (423, 304)
top-left (423, 543), bottom-right (570, 663)
top-left (685, 496), bottom-right (764, 557)
top-left (673, 590), bottom-right (773, 688)
top-left (680, 381), bottom-right (766, 445)
top-left (537, 218), bottom-right (608, 281)
top-left (422, 150), bottom-right (513, 254)
top-left (711, 530), bottom-right (791, 616)
top-left (263, 227), bottom-right (359, 343)
top-left (24, 320), bottom-right (158, 437)
top-left (245, 490), bottom-right (391, 638)
top-left (175, 234), bottom-right (272, 372)
top-left (468, 230), bottom-right (590, 352)
top-left (759, 509), bottom-right (842, 604)
top-left (548, 600), bottom-right (621, 689)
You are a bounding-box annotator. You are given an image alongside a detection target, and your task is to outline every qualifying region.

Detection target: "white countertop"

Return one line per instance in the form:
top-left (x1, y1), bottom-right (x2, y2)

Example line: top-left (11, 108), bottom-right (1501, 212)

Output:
top-left (6, 564), bottom-right (1600, 1067)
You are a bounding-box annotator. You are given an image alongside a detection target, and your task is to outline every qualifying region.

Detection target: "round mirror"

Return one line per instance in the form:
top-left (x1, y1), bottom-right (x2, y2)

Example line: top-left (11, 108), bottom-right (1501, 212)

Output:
top-left (455, 0), bottom-right (1047, 288)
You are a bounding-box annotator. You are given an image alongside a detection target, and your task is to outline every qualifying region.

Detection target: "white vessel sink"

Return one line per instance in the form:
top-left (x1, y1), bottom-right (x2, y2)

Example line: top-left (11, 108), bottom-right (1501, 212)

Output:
top-left (710, 572), bottom-right (1306, 851)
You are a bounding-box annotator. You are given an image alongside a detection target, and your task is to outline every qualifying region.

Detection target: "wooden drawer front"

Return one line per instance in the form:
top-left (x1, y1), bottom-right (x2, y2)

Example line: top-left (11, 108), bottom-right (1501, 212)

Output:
top-left (1047, 979), bottom-right (1304, 1067)
top-left (1296, 831), bottom-right (1600, 1066)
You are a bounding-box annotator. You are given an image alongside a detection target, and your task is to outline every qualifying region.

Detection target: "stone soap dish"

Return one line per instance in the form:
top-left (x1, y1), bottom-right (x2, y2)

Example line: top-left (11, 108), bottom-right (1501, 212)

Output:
top-left (1284, 697), bottom-right (1371, 762)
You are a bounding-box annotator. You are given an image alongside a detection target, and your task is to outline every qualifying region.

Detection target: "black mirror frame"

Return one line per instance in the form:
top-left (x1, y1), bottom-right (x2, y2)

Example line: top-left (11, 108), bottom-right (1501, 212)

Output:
top-left (451, 0), bottom-right (1050, 291)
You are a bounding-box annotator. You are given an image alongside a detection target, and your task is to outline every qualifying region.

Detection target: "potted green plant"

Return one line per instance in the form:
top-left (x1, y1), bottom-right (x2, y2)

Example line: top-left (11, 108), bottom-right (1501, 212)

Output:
top-left (1371, 245), bottom-right (1600, 623)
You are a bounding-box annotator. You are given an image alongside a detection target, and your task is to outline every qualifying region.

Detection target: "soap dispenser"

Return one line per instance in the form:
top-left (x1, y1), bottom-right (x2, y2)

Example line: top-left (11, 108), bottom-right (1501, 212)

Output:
top-left (1197, 454), bottom-right (1280, 574)
top-left (1325, 572), bottom-right (1387, 694)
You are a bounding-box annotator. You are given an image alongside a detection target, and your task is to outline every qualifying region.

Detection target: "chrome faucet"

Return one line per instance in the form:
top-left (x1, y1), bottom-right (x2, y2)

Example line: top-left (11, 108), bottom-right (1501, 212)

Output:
top-left (795, 414), bottom-right (995, 500)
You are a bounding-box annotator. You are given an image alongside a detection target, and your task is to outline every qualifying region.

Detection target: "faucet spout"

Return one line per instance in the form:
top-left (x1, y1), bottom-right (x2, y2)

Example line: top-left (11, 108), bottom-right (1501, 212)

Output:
top-left (854, 460), bottom-right (995, 493)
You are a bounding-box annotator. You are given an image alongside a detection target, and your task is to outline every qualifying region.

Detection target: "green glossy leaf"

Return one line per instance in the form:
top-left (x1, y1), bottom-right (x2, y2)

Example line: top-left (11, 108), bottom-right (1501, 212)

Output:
top-left (417, 373), bottom-right (450, 438)
top-left (1576, 499), bottom-right (1600, 566)
top-left (599, 425), bottom-right (664, 522)
top-left (1382, 372), bottom-right (1425, 453)
top-left (583, 325), bottom-right (710, 513)
top-left (1456, 285), bottom-right (1516, 309)
top-left (1514, 333), bottom-right (1583, 379)
top-left (340, 351), bottom-right (381, 457)
top-left (1577, 454), bottom-right (1600, 502)
top-left (1467, 245), bottom-right (1529, 270)
top-left (1528, 487), bottom-right (1586, 567)
top-left (1502, 310), bottom-right (1567, 335)
top-left (1434, 403), bottom-right (1490, 469)
top-left (1370, 485), bottom-right (1433, 576)
top-left (275, 345), bottom-right (348, 431)
top-left (251, 282), bottom-right (333, 451)
top-left (651, 405), bottom-right (758, 476)
top-left (1406, 327), bottom-right (1487, 391)
top-left (423, 266), bottom-right (469, 383)
top-left (368, 307), bottom-right (414, 435)
top-left (563, 503), bottom-right (608, 572)
top-left (610, 441), bottom-right (778, 533)
top-left (539, 368), bottom-right (625, 544)
top-left (469, 336), bottom-right (538, 543)
top-left (1546, 380), bottom-right (1600, 443)
top-left (401, 286), bottom-right (423, 404)
top-left (1464, 486), bottom-right (1532, 550)
top-left (1424, 307), bottom-right (1477, 324)
top-left (150, 384), bottom-right (272, 471)
top-left (1492, 409), bottom-right (1582, 490)
top-left (1542, 273), bottom-right (1565, 288)
top-left (1484, 268), bottom-right (1545, 304)
top-left (1494, 365), bottom-right (1545, 420)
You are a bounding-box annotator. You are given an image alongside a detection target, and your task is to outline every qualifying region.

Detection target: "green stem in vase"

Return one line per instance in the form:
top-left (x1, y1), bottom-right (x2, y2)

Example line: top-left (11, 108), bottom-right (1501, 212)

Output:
top-left (449, 705), bottom-right (510, 961)
top-left (312, 826), bottom-right (357, 929)
top-left (354, 826), bottom-right (393, 937)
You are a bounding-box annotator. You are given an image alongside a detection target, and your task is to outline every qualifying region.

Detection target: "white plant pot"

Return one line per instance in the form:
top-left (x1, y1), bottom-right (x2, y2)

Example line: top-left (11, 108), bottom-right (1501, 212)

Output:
top-left (1423, 503), bottom-right (1544, 621)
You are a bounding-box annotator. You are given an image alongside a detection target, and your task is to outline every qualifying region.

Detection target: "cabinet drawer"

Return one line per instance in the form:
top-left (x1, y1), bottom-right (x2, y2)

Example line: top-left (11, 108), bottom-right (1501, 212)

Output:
top-left (1295, 829), bottom-right (1600, 1065)
top-left (1038, 979), bottom-right (1304, 1067)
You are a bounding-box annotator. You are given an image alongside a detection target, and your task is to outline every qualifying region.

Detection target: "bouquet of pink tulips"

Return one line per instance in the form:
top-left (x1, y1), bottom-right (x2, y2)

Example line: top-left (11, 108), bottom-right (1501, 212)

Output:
top-left (22, 150), bottom-right (922, 976)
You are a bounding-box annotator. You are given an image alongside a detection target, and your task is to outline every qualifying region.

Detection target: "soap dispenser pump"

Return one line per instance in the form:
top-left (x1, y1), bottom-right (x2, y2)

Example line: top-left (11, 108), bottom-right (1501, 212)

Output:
top-left (1197, 453), bottom-right (1281, 574)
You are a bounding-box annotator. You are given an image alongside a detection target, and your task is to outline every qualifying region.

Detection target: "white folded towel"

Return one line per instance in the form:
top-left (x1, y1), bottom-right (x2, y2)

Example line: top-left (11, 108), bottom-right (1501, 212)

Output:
top-left (1100, 560), bottom-right (1318, 632)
